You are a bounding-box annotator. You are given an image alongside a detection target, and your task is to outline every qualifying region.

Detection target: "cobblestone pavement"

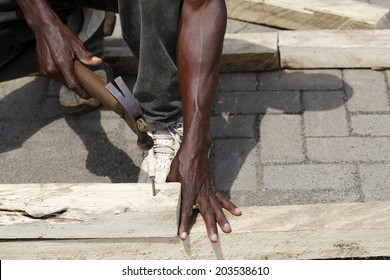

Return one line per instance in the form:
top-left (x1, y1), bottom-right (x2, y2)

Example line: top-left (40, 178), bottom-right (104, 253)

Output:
top-left (1, 8), bottom-right (390, 208)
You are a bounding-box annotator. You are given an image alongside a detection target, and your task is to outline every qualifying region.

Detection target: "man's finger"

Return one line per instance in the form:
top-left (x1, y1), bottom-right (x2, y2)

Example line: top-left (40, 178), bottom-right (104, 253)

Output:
top-left (179, 202), bottom-right (193, 240)
top-left (74, 43), bottom-right (102, 66)
top-left (198, 199), bottom-right (219, 243)
top-left (216, 192), bottom-right (242, 216)
top-left (210, 197), bottom-right (232, 234)
top-left (62, 66), bottom-right (91, 99)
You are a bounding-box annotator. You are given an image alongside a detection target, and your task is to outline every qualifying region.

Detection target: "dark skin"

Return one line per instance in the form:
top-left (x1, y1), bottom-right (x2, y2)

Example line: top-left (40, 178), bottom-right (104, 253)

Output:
top-left (15, 0), bottom-right (101, 99)
top-left (16, 0), bottom-right (242, 243)
top-left (168, 0), bottom-right (241, 243)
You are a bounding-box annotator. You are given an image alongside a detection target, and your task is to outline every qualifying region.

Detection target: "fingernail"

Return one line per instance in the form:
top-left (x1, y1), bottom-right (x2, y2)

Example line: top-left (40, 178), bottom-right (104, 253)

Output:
top-left (91, 56), bottom-right (101, 62)
top-left (180, 232), bottom-right (187, 240)
top-left (211, 234), bottom-right (218, 242)
top-left (235, 208), bottom-right (242, 214)
top-left (224, 223), bottom-right (231, 232)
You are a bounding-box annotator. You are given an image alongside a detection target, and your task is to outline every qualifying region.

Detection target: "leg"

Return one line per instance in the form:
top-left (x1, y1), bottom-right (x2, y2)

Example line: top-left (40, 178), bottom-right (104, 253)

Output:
top-left (168, 0), bottom-right (241, 242)
top-left (118, 0), bottom-right (183, 130)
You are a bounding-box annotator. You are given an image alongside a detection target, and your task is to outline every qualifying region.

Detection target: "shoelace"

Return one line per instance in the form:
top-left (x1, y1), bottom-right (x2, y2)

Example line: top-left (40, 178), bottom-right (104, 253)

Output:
top-left (151, 123), bottom-right (183, 162)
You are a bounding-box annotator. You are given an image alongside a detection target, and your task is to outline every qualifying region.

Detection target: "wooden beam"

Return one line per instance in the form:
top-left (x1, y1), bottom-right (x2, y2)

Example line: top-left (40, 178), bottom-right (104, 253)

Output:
top-left (279, 30), bottom-right (390, 69)
top-left (226, 0), bottom-right (390, 30)
top-left (0, 183), bottom-right (181, 239)
top-left (106, 30), bottom-right (390, 73)
top-left (104, 32), bottom-right (279, 75)
top-left (1, 202), bottom-right (390, 259)
top-left (222, 32), bottom-right (279, 71)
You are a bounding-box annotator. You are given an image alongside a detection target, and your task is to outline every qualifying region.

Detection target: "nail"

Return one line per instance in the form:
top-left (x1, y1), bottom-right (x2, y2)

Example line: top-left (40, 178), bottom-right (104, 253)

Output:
top-left (211, 233), bottom-right (218, 242)
top-left (180, 232), bottom-right (188, 240)
top-left (91, 56), bottom-right (101, 62)
top-left (149, 176), bottom-right (156, 196)
top-left (223, 223), bottom-right (231, 232)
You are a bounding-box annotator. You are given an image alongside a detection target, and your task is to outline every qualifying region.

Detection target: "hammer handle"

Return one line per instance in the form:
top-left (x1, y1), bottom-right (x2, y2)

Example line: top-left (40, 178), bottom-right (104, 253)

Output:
top-left (73, 60), bottom-right (121, 115)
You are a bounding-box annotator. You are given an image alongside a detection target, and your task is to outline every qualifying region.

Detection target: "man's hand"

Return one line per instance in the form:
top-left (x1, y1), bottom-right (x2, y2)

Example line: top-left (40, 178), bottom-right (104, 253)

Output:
top-left (16, 0), bottom-right (101, 99)
top-left (168, 143), bottom-right (242, 243)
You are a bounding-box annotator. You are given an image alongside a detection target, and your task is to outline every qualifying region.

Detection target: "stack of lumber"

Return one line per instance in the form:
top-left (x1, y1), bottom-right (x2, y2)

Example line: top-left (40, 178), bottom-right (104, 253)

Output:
top-left (105, 0), bottom-right (390, 72)
top-left (226, 0), bottom-right (390, 30)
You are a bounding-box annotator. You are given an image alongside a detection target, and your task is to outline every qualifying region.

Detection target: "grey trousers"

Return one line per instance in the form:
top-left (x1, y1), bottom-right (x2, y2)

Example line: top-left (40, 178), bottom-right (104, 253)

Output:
top-left (0, 0), bottom-right (183, 129)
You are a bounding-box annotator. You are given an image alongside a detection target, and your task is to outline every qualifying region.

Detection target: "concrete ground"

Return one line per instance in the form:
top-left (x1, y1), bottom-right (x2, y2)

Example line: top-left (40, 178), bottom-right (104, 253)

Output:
top-left (1, 1), bottom-right (390, 210)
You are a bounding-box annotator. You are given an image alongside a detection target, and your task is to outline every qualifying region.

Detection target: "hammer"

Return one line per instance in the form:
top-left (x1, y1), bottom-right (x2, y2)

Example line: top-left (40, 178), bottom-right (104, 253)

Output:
top-left (73, 60), bottom-right (154, 151)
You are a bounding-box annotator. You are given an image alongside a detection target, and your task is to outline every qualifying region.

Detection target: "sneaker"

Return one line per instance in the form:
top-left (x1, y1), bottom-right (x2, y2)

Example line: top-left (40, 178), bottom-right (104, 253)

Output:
top-left (138, 122), bottom-right (183, 183)
top-left (59, 69), bottom-right (105, 115)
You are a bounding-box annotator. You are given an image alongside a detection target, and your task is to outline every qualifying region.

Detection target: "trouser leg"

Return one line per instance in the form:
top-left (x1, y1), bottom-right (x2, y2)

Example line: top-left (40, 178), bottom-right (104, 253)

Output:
top-left (119, 0), bottom-right (183, 130)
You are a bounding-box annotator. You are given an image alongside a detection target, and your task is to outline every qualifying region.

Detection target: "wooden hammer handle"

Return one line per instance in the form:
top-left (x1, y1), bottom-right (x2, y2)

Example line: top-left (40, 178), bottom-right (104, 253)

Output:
top-left (73, 60), bottom-right (121, 115)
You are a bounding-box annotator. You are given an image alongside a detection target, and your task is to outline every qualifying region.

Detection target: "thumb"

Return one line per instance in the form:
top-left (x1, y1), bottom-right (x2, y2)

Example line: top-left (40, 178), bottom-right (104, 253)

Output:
top-left (79, 54), bottom-right (102, 66)
top-left (74, 44), bottom-right (102, 66)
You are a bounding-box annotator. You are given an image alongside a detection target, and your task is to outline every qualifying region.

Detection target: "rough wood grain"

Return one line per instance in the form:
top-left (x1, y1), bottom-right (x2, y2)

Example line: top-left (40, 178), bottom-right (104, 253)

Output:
top-left (279, 30), bottom-right (390, 69)
top-left (0, 183), bottom-right (181, 238)
top-left (226, 0), bottom-right (390, 30)
top-left (1, 202), bottom-right (390, 259)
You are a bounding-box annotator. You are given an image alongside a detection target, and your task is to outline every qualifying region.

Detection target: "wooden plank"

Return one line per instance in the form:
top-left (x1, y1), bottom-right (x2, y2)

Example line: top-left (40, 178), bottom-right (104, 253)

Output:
top-left (104, 32), bottom-right (279, 74)
top-left (1, 202), bottom-right (390, 259)
top-left (0, 183), bottom-right (181, 239)
top-left (222, 32), bottom-right (279, 71)
top-left (279, 30), bottom-right (390, 69)
top-left (226, 0), bottom-right (390, 30)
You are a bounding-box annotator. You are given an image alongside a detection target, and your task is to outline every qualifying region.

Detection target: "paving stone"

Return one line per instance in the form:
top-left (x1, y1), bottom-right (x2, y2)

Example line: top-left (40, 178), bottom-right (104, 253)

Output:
top-left (217, 72), bottom-right (258, 92)
top-left (260, 115), bottom-right (304, 163)
top-left (303, 91), bottom-right (349, 137)
top-left (351, 115), bottom-right (390, 136)
top-left (307, 137), bottom-right (390, 162)
top-left (359, 163), bottom-right (390, 201)
top-left (258, 69), bottom-right (343, 91)
top-left (344, 70), bottom-right (389, 112)
top-left (214, 90), bottom-right (300, 114)
top-left (213, 139), bottom-right (259, 192)
top-left (263, 164), bottom-right (357, 190)
top-left (0, 76), bottom-right (48, 121)
top-left (211, 115), bottom-right (255, 138)
top-left (0, 119), bottom-right (140, 184)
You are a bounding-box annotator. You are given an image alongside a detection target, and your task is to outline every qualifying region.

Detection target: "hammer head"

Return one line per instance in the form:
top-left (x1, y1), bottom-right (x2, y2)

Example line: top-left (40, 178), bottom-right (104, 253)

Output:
top-left (105, 77), bottom-right (154, 151)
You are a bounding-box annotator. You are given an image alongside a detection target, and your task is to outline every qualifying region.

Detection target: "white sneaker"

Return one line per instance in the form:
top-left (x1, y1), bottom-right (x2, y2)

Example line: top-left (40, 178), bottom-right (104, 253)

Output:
top-left (138, 122), bottom-right (183, 183)
top-left (59, 69), bottom-right (105, 115)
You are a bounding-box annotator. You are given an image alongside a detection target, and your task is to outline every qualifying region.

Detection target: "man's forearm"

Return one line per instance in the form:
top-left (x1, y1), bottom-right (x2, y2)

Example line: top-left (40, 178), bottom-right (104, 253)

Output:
top-left (15, 0), bottom-right (62, 32)
top-left (177, 0), bottom-right (226, 150)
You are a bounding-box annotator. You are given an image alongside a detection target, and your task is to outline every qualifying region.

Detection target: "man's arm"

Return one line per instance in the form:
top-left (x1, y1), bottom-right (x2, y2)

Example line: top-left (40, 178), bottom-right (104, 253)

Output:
top-left (15, 0), bottom-right (101, 99)
top-left (168, 0), bottom-right (241, 243)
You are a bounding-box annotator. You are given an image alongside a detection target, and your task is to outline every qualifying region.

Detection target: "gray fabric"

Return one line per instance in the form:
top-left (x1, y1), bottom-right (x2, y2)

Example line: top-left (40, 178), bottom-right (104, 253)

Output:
top-left (0, 0), bottom-right (182, 128)
top-left (119, 0), bottom-right (182, 129)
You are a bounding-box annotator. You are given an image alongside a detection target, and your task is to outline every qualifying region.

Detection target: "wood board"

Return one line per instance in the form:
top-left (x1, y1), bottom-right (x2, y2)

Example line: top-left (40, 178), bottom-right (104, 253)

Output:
top-left (0, 183), bottom-right (181, 239)
top-left (104, 32), bottom-right (279, 75)
top-left (105, 30), bottom-right (390, 73)
top-left (279, 29), bottom-right (390, 69)
top-left (222, 32), bottom-right (279, 71)
top-left (226, 0), bottom-right (390, 30)
top-left (1, 201), bottom-right (390, 259)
